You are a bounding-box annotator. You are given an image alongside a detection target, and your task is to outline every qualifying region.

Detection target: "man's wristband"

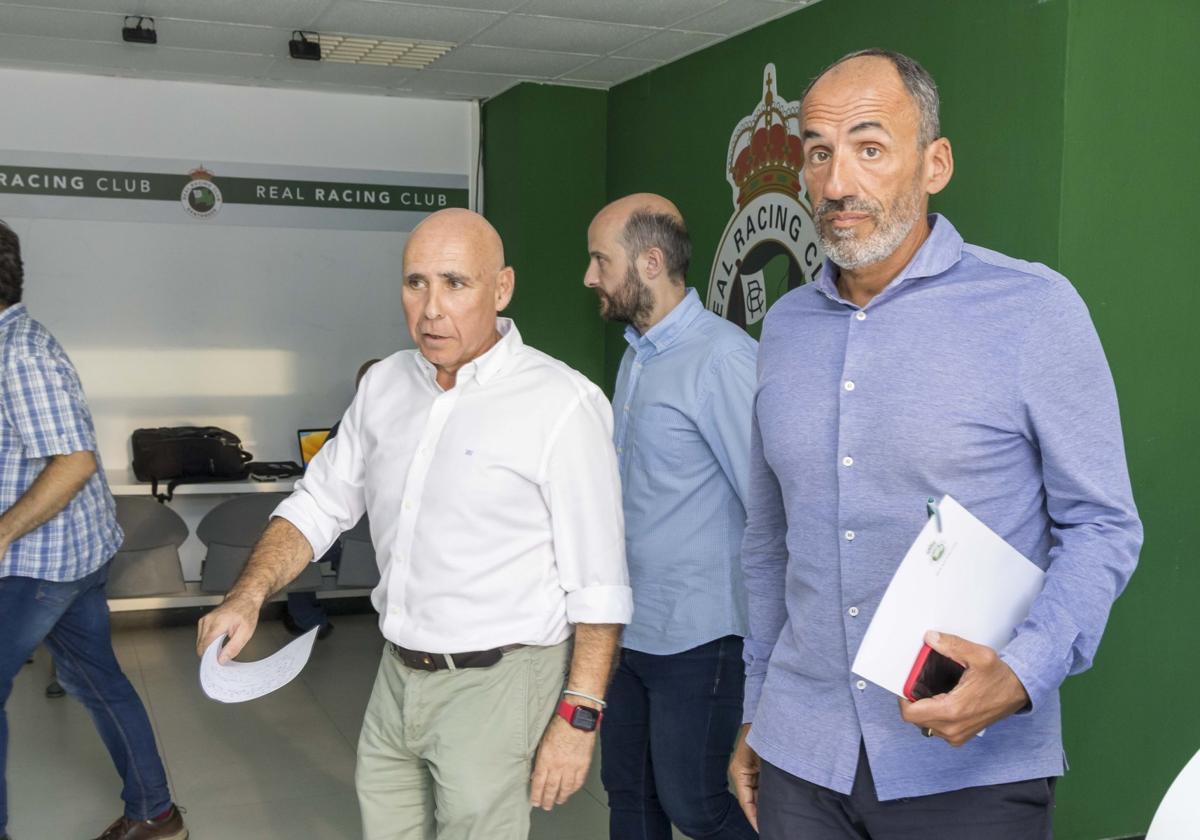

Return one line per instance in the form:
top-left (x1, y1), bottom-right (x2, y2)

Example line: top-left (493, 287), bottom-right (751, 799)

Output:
top-left (562, 689), bottom-right (606, 709)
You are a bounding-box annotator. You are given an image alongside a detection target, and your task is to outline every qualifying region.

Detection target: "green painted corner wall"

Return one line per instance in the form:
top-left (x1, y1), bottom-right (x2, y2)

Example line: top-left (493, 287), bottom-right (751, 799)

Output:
top-left (1053, 1), bottom-right (1200, 837)
top-left (482, 83), bottom-right (608, 386)
top-left (482, 1), bottom-right (1198, 836)
top-left (603, 0), bottom-right (1068, 393)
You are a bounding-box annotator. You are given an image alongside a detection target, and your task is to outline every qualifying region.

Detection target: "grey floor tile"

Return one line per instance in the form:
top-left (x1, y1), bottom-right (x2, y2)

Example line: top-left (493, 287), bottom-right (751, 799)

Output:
top-left (531, 786), bottom-right (610, 840)
top-left (181, 790), bottom-right (362, 839)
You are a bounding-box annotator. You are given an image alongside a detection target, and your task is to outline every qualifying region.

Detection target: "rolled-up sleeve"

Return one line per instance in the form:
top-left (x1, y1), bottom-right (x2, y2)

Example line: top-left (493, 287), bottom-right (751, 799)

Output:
top-left (539, 387), bottom-right (632, 625)
top-left (1000, 281), bottom-right (1142, 710)
top-left (4, 356), bottom-right (97, 458)
top-left (273, 397), bottom-right (368, 562)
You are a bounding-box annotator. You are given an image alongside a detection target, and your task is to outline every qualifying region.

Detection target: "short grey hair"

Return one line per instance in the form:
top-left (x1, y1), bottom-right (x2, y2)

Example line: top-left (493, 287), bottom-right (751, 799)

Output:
top-left (804, 48), bottom-right (941, 148)
top-left (621, 211), bottom-right (691, 284)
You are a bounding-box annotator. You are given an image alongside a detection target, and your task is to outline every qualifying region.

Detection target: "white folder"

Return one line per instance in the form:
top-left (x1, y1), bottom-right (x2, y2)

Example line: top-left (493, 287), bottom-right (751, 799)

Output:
top-left (851, 495), bottom-right (1045, 698)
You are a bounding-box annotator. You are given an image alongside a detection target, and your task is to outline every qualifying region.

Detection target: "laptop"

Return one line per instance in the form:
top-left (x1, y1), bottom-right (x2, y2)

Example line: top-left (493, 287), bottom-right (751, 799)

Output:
top-left (297, 428), bottom-right (332, 468)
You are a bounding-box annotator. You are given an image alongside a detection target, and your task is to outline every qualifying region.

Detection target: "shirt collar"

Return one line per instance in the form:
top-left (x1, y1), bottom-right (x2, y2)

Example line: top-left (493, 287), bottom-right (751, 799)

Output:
top-left (623, 288), bottom-right (704, 353)
top-left (0, 303), bottom-right (28, 332)
top-left (413, 317), bottom-right (523, 389)
top-left (815, 214), bottom-right (964, 307)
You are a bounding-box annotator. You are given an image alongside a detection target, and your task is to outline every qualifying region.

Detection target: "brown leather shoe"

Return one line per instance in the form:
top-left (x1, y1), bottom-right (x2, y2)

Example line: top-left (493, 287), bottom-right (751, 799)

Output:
top-left (92, 805), bottom-right (187, 840)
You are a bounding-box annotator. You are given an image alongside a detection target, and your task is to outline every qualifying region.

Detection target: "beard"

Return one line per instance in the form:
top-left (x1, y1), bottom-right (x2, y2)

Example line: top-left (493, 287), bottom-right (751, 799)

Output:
top-left (816, 178), bottom-right (924, 270)
top-left (597, 263), bottom-right (655, 326)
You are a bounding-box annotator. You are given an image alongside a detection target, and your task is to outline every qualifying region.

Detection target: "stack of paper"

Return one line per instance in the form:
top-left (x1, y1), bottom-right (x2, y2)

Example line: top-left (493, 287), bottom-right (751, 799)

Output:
top-left (851, 495), bottom-right (1045, 698)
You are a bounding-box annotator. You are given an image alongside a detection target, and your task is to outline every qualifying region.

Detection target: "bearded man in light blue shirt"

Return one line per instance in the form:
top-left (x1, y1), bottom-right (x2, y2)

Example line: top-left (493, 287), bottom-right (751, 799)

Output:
top-left (583, 194), bottom-right (758, 840)
top-left (728, 50), bottom-right (1142, 839)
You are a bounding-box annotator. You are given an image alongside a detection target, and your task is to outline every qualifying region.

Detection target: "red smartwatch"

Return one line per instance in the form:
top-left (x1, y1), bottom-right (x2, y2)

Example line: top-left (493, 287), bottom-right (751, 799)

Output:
top-left (556, 699), bottom-right (602, 732)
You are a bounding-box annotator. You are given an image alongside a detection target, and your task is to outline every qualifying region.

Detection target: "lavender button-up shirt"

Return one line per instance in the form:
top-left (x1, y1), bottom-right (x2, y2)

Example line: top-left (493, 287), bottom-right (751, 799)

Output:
top-left (743, 214), bottom-right (1141, 800)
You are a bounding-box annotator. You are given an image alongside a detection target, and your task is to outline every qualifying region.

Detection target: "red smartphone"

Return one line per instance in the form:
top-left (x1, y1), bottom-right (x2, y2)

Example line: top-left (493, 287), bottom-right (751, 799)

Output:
top-left (903, 643), bottom-right (966, 701)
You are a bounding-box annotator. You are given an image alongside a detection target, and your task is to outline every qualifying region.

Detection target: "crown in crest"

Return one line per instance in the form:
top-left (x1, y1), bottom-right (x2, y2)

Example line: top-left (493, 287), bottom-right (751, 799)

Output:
top-left (726, 64), bottom-right (803, 207)
top-left (188, 166), bottom-right (215, 181)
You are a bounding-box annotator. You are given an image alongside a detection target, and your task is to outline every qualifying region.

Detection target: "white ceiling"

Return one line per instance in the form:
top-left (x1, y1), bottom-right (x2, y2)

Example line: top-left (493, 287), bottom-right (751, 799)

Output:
top-left (0, 0), bottom-right (817, 100)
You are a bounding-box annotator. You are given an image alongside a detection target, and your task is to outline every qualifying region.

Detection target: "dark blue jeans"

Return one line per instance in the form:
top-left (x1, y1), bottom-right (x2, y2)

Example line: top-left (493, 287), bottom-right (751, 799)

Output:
top-left (0, 564), bottom-right (172, 834)
top-left (601, 635), bottom-right (758, 840)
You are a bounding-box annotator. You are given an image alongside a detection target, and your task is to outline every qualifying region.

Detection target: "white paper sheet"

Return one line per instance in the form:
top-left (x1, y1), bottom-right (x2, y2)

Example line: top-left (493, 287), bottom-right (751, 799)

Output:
top-left (199, 626), bottom-right (319, 703)
top-left (851, 495), bottom-right (1045, 698)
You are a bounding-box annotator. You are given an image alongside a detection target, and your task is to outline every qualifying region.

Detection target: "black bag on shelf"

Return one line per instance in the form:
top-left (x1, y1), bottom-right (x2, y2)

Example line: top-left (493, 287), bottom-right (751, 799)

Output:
top-left (130, 426), bottom-right (253, 501)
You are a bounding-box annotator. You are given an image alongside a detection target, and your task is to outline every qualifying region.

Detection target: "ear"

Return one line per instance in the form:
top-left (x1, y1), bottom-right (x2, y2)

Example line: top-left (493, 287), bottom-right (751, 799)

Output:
top-left (639, 246), bottom-right (666, 282)
top-left (495, 266), bottom-right (515, 312)
top-left (924, 137), bottom-right (954, 196)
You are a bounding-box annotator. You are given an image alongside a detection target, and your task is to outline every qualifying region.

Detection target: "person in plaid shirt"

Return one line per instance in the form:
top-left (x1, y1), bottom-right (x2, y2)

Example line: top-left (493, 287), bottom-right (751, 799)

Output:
top-left (0, 221), bottom-right (186, 840)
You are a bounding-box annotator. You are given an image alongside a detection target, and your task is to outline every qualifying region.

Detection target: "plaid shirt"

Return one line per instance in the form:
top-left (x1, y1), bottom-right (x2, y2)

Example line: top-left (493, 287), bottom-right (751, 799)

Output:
top-left (0, 304), bottom-right (122, 581)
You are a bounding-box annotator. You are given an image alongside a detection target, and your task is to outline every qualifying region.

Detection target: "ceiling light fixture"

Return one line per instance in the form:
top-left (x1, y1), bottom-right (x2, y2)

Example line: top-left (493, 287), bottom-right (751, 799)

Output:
top-left (289, 30), bottom-right (322, 61)
top-left (319, 34), bottom-right (452, 69)
top-left (122, 16), bottom-right (156, 45)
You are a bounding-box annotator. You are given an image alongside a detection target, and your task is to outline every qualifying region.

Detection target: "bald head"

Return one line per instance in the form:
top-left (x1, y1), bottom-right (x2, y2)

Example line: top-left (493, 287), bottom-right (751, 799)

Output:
top-left (406, 208), bottom-right (506, 276)
top-left (803, 49), bottom-right (940, 148)
top-left (401, 208), bottom-right (516, 388)
top-left (594, 193), bottom-right (684, 230)
top-left (590, 193), bottom-right (691, 284)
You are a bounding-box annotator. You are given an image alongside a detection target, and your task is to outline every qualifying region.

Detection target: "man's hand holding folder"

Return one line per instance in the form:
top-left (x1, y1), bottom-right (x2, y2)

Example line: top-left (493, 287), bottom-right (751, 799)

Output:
top-left (898, 630), bottom-right (1030, 746)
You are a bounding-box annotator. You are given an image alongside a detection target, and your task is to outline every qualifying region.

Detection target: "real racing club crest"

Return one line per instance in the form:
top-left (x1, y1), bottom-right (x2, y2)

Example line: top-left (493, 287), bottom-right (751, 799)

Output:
top-left (181, 166), bottom-right (223, 219)
top-left (707, 64), bottom-right (823, 333)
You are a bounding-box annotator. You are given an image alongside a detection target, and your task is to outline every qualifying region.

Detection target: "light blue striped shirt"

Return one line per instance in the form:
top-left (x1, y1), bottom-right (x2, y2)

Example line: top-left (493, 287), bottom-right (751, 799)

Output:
top-left (743, 215), bottom-right (1142, 800)
top-left (614, 288), bottom-right (757, 655)
top-left (0, 304), bottom-right (122, 582)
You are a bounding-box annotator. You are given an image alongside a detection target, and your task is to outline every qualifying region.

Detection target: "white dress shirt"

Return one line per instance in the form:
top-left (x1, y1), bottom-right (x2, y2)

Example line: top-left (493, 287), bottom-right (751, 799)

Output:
top-left (274, 319), bottom-right (633, 653)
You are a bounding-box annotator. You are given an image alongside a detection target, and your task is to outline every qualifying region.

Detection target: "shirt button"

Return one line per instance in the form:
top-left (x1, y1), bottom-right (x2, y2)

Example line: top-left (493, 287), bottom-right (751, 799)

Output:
top-left (403, 501), bottom-right (412, 511)
top-left (848, 606), bottom-right (859, 617)
top-left (844, 380), bottom-right (855, 391)
top-left (845, 530), bottom-right (856, 541)
top-left (842, 456), bottom-right (854, 467)
top-left (855, 311), bottom-right (867, 321)
top-left (389, 606), bottom-right (399, 615)
top-left (623, 404), bottom-right (630, 412)
top-left (856, 680), bottom-right (867, 691)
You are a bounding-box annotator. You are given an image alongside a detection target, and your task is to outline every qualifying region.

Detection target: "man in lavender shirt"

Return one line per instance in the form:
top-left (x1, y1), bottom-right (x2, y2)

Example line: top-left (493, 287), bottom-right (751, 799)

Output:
top-left (727, 49), bottom-right (1142, 838)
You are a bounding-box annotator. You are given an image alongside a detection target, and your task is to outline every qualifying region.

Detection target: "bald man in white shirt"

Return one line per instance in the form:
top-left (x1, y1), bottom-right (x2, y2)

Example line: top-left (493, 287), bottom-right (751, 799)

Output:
top-left (197, 209), bottom-right (632, 840)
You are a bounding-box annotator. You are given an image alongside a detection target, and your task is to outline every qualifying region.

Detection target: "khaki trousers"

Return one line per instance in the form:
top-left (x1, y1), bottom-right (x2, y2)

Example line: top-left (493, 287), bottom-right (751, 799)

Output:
top-left (356, 640), bottom-right (570, 840)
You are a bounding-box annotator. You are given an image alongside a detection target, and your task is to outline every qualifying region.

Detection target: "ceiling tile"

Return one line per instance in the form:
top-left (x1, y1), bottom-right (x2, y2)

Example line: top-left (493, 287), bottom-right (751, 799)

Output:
top-left (614, 29), bottom-right (721, 61)
top-left (0, 5), bottom-right (123, 43)
top-left (399, 0), bottom-right (527, 9)
top-left (155, 20), bottom-right (287, 56)
top-left (263, 57), bottom-right (413, 87)
top-left (141, 0), bottom-right (333, 29)
top-left (433, 44), bottom-right (593, 77)
top-left (676, 0), bottom-right (799, 35)
top-left (515, 0), bottom-right (724, 28)
top-left (473, 14), bottom-right (652, 53)
top-left (402, 68), bottom-right (517, 98)
top-left (0, 32), bottom-right (134, 70)
top-left (312, 2), bottom-right (500, 42)
top-left (118, 47), bottom-right (277, 77)
top-left (560, 56), bottom-right (659, 84)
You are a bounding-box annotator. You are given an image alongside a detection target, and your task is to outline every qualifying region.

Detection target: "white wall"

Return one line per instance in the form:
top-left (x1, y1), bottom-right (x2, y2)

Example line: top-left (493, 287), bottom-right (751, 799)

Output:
top-left (0, 68), bottom-right (474, 474)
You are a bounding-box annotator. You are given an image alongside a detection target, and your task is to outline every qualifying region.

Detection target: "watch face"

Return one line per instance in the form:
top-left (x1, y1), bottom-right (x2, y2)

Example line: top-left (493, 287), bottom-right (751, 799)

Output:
top-left (572, 706), bottom-right (599, 731)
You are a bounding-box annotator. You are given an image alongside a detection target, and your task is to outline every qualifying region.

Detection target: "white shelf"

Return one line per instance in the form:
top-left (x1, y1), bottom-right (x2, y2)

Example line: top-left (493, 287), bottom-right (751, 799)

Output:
top-left (108, 580), bottom-right (372, 612)
top-left (107, 469), bottom-right (297, 497)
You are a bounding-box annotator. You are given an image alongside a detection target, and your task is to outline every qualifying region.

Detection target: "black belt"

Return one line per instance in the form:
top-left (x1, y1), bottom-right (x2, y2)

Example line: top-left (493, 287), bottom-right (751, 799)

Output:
top-left (388, 642), bottom-right (525, 672)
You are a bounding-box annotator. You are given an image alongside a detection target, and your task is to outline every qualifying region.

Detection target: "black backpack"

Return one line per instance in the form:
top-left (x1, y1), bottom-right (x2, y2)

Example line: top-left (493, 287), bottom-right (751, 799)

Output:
top-left (130, 426), bottom-right (253, 500)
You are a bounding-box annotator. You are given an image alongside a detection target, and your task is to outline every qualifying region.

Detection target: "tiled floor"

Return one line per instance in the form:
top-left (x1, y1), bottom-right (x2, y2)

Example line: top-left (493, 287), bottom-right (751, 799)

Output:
top-left (7, 613), bottom-right (671, 839)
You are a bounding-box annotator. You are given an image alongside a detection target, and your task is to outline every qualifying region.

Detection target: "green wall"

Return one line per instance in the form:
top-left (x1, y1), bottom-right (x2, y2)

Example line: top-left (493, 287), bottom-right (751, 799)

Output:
top-left (603, 0), bottom-right (1068, 391)
top-left (483, 1), bottom-right (1199, 836)
top-left (1054, 1), bottom-right (1200, 837)
top-left (482, 83), bottom-right (608, 385)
